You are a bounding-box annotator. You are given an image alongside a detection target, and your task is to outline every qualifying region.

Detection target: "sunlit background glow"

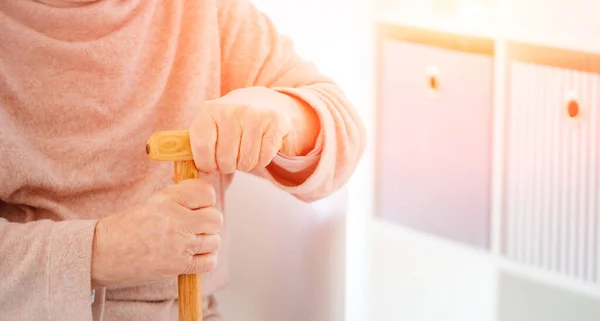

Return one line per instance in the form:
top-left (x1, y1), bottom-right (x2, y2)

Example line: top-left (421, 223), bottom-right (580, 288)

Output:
top-left (218, 1), bottom-right (600, 321)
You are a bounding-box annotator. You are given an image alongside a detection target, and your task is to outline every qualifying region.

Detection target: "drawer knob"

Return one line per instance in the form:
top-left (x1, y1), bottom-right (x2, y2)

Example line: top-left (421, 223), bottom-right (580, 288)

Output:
top-left (426, 65), bottom-right (440, 92)
top-left (567, 98), bottom-right (580, 118)
top-left (428, 75), bottom-right (440, 91)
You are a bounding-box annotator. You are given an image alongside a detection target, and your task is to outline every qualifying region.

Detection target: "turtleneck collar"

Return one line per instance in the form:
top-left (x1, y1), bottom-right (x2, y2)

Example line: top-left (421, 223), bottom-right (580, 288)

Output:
top-left (33, 0), bottom-right (102, 8)
top-left (0, 0), bottom-right (146, 42)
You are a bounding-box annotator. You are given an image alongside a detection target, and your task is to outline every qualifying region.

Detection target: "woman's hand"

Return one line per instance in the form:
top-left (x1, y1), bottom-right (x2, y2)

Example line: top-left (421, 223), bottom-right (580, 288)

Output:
top-left (91, 178), bottom-right (222, 289)
top-left (189, 86), bottom-right (318, 174)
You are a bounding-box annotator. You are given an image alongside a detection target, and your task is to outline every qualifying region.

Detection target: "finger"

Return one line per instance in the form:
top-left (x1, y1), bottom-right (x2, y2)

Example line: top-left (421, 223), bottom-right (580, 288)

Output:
top-left (184, 252), bottom-right (219, 275)
top-left (190, 112), bottom-right (218, 173)
top-left (237, 119), bottom-right (262, 172)
top-left (165, 178), bottom-right (216, 209)
top-left (186, 234), bottom-right (221, 256)
top-left (215, 108), bottom-right (242, 175)
top-left (177, 206), bottom-right (223, 235)
top-left (256, 117), bottom-right (288, 168)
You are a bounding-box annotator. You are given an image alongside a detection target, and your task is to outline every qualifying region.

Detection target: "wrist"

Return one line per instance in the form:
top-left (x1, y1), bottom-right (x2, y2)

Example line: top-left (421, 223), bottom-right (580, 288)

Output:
top-left (278, 94), bottom-right (320, 157)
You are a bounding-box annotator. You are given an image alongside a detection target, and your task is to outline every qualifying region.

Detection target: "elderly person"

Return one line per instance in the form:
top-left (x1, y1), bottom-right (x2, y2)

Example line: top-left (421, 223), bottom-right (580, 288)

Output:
top-left (0, 0), bottom-right (365, 320)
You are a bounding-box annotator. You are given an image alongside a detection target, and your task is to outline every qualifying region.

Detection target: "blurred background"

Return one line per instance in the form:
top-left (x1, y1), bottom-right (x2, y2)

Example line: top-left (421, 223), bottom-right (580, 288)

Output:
top-left (214, 0), bottom-right (600, 320)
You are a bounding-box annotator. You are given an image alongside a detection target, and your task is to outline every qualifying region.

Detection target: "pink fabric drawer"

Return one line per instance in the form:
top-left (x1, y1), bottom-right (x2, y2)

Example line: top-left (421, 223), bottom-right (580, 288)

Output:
top-left (376, 27), bottom-right (494, 249)
top-left (502, 42), bottom-right (600, 284)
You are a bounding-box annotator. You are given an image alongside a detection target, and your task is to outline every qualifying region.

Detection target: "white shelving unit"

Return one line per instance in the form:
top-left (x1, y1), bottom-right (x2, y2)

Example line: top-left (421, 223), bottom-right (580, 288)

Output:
top-left (365, 1), bottom-right (600, 320)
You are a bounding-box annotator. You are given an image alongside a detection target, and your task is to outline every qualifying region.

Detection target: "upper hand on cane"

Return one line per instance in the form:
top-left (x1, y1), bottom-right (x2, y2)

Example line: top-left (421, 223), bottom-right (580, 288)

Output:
top-left (189, 86), bottom-right (319, 174)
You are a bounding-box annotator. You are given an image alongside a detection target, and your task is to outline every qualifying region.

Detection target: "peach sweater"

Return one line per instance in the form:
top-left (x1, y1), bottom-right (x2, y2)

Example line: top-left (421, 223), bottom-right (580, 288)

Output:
top-left (0, 0), bottom-right (365, 320)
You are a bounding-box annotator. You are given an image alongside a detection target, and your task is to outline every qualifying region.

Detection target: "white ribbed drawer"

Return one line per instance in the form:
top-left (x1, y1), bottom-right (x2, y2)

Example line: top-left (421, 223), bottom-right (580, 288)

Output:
top-left (503, 61), bottom-right (600, 284)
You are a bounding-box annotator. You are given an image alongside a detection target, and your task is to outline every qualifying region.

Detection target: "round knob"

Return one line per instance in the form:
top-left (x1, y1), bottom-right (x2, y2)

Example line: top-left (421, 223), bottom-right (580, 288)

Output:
top-left (567, 99), bottom-right (580, 118)
top-left (428, 74), bottom-right (440, 91)
top-left (426, 65), bottom-right (440, 93)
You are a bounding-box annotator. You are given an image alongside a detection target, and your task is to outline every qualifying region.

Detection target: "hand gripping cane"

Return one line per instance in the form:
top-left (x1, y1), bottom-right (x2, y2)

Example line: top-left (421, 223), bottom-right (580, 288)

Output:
top-left (145, 130), bottom-right (203, 321)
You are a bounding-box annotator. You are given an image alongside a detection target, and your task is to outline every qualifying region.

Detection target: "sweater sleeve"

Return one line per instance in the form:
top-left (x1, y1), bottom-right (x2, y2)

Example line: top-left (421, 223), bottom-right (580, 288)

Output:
top-left (217, 0), bottom-right (366, 202)
top-left (0, 203), bottom-right (98, 321)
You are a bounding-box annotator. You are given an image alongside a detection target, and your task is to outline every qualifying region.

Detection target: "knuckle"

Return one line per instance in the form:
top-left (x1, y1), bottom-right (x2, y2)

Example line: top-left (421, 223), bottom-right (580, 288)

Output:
top-left (196, 181), bottom-right (216, 206)
top-left (261, 108), bottom-right (279, 120)
top-left (240, 106), bottom-right (258, 119)
top-left (193, 178), bottom-right (214, 192)
top-left (236, 162), bottom-right (249, 172)
top-left (197, 207), bottom-right (222, 233)
top-left (207, 254), bottom-right (219, 271)
top-left (238, 155), bottom-right (257, 172)
top-left (215, 210), bottom-right (224, 229)
top-left (233, 103), bottom-right (249, 113)
top-left (187, 178), bottom-right (217, 208)
top-left (187, 213), bottom-right (205, 227)
top-left (196, 207), bottom-right (220, 231)
top-left (196, 255), bottom-right (218, 274)
top-left (206, 207), bottom-right (223, 231)
top-left (217, 158), bottom-right (236, 174)
top-left (257, 146), bottom-right (277, 164)
top-left (213, 234), bottom-right (222, 250)
top-left (197, 235), bottom-right (220, 253)
top-left (176, 179), bottom-right (215, 208)
top-left (264, 131), bottom-right (283, 146)
top-left (194, 235), bottom-right (206, 254)
top-left (193, 140), bottom-right (210, 155)
top-left (183, 258), bottom-right (198, 275)
top-left (212, 214), bottom-right (223, 233)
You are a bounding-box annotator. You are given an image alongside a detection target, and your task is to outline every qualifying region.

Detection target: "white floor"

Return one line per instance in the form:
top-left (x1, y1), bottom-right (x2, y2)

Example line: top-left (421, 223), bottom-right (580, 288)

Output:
top-left (366, 219), bottom-right (600, 321)
top-left (367, 219), bottom-right (497, 321)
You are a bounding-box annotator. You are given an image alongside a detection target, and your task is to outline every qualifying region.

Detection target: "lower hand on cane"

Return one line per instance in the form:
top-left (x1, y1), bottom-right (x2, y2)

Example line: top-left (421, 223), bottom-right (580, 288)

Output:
top-left (91, 178), bottom-right (223, 289)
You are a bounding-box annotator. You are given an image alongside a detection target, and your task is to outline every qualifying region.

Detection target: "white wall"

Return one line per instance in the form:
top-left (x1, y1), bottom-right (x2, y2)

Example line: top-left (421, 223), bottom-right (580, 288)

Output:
top-left (502, 0), bottom-right (600, 52)
top-left (216, 173), bottom-right (347, 321)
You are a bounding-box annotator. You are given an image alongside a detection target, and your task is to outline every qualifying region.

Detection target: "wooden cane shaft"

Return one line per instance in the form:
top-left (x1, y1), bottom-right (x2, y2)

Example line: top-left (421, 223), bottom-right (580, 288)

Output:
top-left (174, 160), bottom-right (202, 321)
top-left (174, 159), bottom-right (199, 183)
top-left (178, 274), bottom-right (202, 321)
top-left (146, 131), bottom-right (202, 320)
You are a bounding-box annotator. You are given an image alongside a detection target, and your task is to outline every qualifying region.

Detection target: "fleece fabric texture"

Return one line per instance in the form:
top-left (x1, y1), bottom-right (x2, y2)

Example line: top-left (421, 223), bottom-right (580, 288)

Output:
top-left (0, 0), bottom-right (365, 320)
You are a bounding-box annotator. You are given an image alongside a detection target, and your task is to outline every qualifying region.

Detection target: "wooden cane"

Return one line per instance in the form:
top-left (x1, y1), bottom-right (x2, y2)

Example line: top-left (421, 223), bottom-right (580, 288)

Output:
top-left (145, 130), bottom-right (202, 321)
